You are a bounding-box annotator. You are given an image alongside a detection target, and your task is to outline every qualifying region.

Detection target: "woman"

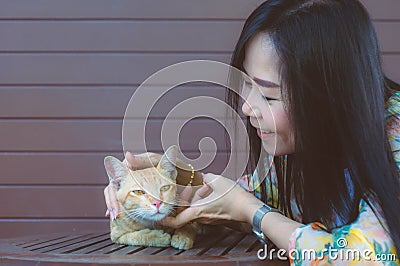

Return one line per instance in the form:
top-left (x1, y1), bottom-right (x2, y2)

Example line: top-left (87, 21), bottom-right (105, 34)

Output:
top-left (104, 0), bottom-right (400, 264)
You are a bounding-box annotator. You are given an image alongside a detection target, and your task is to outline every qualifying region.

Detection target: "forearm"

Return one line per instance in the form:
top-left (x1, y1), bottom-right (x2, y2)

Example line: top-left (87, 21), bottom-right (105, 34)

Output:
top-left (261, 212), bottom-right (303, 251)
top-left (243, 199), bottom-right (304, 252)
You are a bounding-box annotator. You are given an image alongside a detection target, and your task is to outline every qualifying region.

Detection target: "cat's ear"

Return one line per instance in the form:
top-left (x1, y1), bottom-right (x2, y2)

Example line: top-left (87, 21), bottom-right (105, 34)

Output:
top-left (157, 145), bottom-right (178, 180)
top-left (104, 156), bottom-right (129, 190)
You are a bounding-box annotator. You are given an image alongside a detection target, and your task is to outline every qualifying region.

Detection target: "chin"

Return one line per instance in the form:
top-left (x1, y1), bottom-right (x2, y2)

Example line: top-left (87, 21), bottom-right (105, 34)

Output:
top-left (262, 141), bottom-right (294, 157)
top-left (150, 212), bottom-right (168, 221)
top-left (262, 142), bottom-right (277, 156)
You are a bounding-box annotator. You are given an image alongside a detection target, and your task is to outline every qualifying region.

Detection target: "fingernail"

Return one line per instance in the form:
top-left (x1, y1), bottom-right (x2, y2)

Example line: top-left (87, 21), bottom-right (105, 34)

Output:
top-left (112, 210), bottom-right (118, 220)
top-left (105, 210), bottom-right (109, 217)
top-left (125, 152), bottom-right (134, 167)
top-left (110, 211), bottom-right (115, 220)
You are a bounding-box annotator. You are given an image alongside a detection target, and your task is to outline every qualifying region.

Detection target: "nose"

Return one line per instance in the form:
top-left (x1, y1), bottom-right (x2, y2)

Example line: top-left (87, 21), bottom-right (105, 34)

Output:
top-left (242, 94), bottom-right (261, 118)
top-left (152, 200), bottom-right (162, 210)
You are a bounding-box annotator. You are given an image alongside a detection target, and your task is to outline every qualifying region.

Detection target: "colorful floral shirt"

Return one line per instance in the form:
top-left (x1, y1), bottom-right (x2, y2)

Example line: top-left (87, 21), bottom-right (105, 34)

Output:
top-left (239, 90), bottom-right (400, 265)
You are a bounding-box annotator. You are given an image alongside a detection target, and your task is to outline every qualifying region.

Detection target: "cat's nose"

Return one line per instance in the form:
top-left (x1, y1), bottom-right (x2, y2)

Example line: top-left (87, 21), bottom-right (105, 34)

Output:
top-left (152, 200), bottom-right (162, 210)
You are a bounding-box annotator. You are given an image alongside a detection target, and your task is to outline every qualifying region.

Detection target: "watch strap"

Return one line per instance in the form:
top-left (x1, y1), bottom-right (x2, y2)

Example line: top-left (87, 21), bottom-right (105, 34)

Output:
top-left (252, 204), bottom-right (282, 244)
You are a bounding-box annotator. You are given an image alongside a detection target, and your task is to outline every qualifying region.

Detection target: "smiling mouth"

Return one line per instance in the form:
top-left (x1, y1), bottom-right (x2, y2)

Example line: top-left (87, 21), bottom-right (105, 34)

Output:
top-left (250, 121), bottom-right (272, 134)
top-left (257, 129), bottom-right (274, 139)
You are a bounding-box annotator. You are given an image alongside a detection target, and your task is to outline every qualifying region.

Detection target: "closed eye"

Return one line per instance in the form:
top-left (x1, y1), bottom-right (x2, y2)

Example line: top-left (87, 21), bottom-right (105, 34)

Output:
top-left (263, 96), bottom-right (277, 101)
top-left (244, 79), bottom-right (278, 102)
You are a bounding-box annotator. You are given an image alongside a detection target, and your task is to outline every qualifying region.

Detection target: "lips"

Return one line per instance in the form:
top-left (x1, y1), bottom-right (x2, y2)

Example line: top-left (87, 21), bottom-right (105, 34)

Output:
top-left (257, 129), bottom-right (274, 139)
top-left (250, 120), bottom-right (274, 137)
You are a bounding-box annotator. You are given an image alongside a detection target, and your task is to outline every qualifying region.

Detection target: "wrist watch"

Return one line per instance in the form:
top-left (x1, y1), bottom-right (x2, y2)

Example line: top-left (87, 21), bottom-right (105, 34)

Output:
top-left (252, 204), bottom-right (283, 244)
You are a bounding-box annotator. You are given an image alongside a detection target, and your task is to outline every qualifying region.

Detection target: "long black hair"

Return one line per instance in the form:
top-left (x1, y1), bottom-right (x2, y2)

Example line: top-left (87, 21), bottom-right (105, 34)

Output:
top-left (227, 0), bottom-right (400, 253)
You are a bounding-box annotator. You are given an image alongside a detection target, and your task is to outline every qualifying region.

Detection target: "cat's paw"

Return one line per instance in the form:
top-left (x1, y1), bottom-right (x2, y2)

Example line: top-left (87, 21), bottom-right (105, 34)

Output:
top-left (155, 230), bottom-right (172, 247)
top-left (171, 233), bottom-right (194, 250)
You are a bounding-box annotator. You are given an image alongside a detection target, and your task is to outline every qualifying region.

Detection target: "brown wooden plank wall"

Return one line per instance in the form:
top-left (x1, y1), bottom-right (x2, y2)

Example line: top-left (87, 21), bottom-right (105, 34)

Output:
top-left (0, 0), bottom-right (399, 238)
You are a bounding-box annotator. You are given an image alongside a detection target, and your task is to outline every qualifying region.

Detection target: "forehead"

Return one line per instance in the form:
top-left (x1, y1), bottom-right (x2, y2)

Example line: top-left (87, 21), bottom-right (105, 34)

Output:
top-left (243, 33), bottom-right (280, 83)
top-left (127, 168), bottom-right (173, 187)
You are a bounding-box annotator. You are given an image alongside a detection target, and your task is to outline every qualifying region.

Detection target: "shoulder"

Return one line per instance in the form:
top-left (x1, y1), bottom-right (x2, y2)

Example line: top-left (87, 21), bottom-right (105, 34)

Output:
top-left (289, 196), bottom-right (397, 262)
top-left (386, 89), bottom-right (400, 117)
top-left (333, 197), bottom-right (392, 247)
top-left (386, 89), bottom-right (400, 124)
top-left (334, 197), bottom-right (398, 262)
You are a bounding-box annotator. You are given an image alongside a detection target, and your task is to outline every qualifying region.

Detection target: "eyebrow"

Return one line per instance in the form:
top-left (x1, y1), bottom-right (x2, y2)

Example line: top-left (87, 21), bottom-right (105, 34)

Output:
top-left (253, 77), bottom-right (280, 88)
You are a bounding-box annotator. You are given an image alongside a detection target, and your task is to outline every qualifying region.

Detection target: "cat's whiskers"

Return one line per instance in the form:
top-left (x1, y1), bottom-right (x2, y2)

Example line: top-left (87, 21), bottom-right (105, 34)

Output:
top-left (124, 207), bottom-right (167, 224)
top-left (120, 212), bottom-right (136, 225)
top-left (123, 211), bottom-right (140, 222)
top-left (121, 207), bottom-right (147, 222)
top-left (125, 208), bottom-right (146, 219)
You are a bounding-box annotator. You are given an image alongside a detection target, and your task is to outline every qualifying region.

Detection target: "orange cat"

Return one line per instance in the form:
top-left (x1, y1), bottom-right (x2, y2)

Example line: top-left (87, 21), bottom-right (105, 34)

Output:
top-left (104, 145), bottom-right (197, 249)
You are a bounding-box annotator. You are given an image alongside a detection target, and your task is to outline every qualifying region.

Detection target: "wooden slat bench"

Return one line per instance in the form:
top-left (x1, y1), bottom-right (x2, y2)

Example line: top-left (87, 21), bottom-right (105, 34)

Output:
top-left (0, 226), bottom-right (289, 265)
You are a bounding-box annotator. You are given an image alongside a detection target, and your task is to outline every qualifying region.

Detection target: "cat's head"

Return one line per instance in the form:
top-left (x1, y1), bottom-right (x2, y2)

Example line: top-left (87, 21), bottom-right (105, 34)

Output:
top-left (104, 145), bottom-right (178, 222)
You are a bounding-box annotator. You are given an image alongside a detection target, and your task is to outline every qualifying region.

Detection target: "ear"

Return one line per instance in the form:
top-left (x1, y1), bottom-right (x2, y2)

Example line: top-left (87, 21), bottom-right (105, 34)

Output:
top-left (104, 156), bottom-right (129, 190)
top-left (157, 145), bottom-right (178, 180)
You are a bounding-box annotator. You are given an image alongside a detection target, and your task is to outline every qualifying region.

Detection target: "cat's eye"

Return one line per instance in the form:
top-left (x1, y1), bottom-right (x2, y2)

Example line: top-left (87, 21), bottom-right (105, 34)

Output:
top-left (130, 190), bottom-right (145, 196)
top-left (160, 185), bottom-right (171, 192)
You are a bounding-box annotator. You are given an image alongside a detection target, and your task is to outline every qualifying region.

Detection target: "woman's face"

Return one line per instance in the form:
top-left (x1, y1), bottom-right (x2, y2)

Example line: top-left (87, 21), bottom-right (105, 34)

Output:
top-left (241, 33), bottom-right (295, 156)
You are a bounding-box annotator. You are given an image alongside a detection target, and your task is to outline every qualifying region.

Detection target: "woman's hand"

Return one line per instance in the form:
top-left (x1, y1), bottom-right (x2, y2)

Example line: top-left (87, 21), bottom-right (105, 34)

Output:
top-left (104, 151), bottom-right (162, 219)
top-left (161, 173), bottom-right (264, 228)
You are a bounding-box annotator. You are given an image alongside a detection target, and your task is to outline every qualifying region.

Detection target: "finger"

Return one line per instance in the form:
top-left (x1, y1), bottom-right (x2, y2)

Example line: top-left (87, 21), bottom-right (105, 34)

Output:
top-left (193, 218), bottom-right (227, 225)
top-left (129, 152), bottom-right (160, 170)
top-left (202, 173), bottom-right (219, 185)
top-left (125, 151), bottom-right (151, 170)
top-left (104, 186), bottom-right (112, 212)
top-left (110, 191), bottom-right (119, 214)
top-left (147, 153), bottom-right (162, 166)
top-left (160, 208), bottom-right (197, 229)
top-left (104, 185), bottom-right (119, 218)
top-left (202, 173), bottom-right (236, 193)
top-left (191, 183), bottom-right (212, 203)
top-left (180, 185), bottom-right (193, 203)
top-left (123, 151), bottom-right (134, 169)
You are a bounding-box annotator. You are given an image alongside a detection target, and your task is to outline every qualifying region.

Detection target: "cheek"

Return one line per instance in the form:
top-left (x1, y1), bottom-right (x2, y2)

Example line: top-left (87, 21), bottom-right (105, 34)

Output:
top-left (123, 195), bottom-right (140, 210)
top-left (273, 108), bottom-right (295, 153)
top-left (162, 187), bottom-right (177, 202)
top-left (260, 104), bottom-right (290, 131)
top-left (260, 105), bottom-right (294, 154)
top-left (273, 108), bottom-right (291, 134)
